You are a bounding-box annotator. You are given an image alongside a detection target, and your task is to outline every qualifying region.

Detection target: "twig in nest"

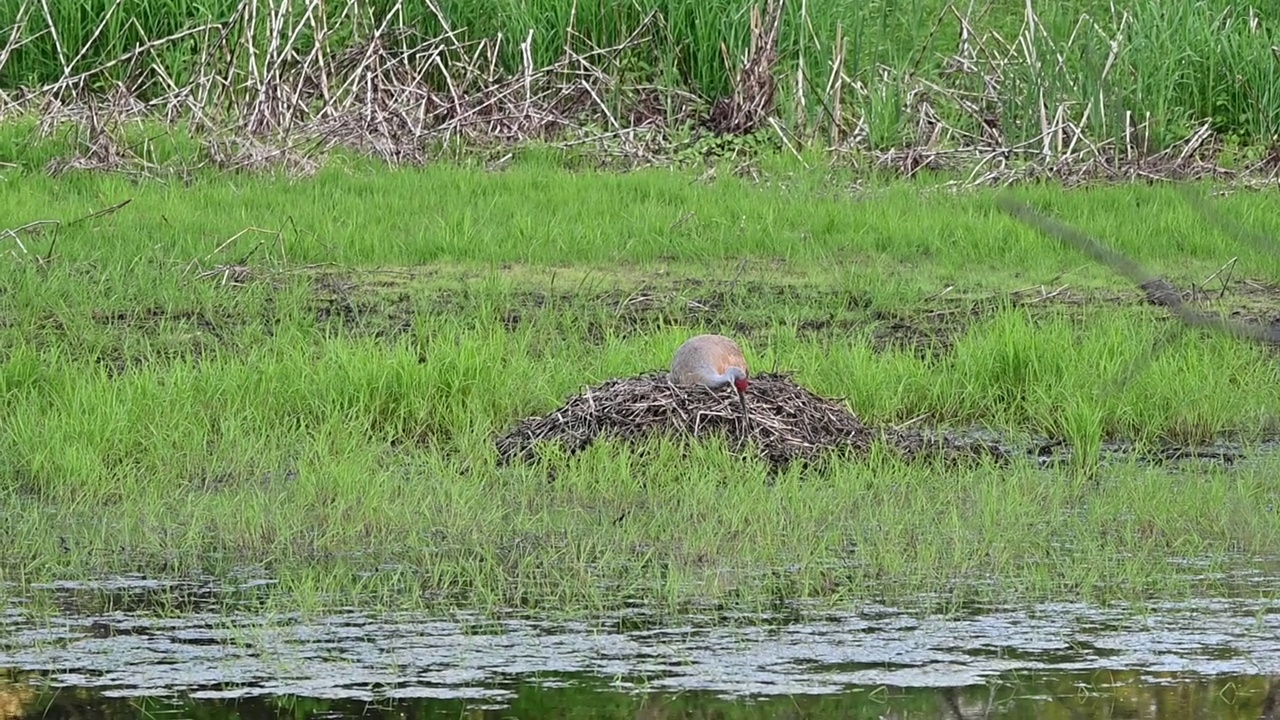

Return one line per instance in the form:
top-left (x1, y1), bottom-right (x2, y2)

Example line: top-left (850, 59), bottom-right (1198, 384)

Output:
top-left (495, 371), bottom-right (1008, 471)
top-left (496, 372), bottom-right (868, 469)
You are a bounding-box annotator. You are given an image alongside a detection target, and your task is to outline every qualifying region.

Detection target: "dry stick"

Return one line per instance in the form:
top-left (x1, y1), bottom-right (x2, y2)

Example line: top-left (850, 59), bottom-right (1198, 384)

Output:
top-left (1, 220), bottom-right (59, 254)
top-left (1196, 261), bottom-right (1233, 303)
top-left (424, 36), bottom-right (476, 134)
top-left (67, 198), bottom-right (132, 226)
top-left (1016, 0), bottom-right (1049, 160)
top-left (191, 19), bottom-right (235, 126)
top-left (203, 226), bottom-right (284, 262)
top-left (145, 59), bottom-right (184, 117)
top-left (576, 78), bottom-right (620, 132)
top-left (329, 0), bottom-right (400, 107)
top-left (997, 196), bottom-right (1280, 345)
top-left (283, 0), bottom-right (328, 123)
top-left (768, 117), bottom-right (807, 165)
top-left (784, 37), bottom-right (843, 149)
top-left (567, 10), bottom-right (658, 67)
top-left (319, 0), bottom-right (360, 113)
top-left (399, 44), bottom-right (451, 128)
top-left (560, 38), bottom-right (634, 116)
top-left (259, 0), bottom-right (319, 129)
top-left (0, 1), bottom-right (35, 77)
top-left (35, 0), bottom-right (67, 79)
top-left (12, 0), bottom-right (1244, 184)
top-left (54, 0), bottom-right (125, 91)
top-left (244, 0), bottom-right (263, 95)
top-left (561, 0), bottom-right (579, 64)
top-left (519, 28), bottom-right (535, 122)
top-left (794, 53), bottom-right (807, 138)
top-left (554, 126), bottom-right (645, 148)
top-left (950, 1), bottom-right (977, 71)
top-left (264, 8), bottom-right (645, 147)
top-left (302, 0), bottom-right (337, 114)
top-left (825, 23), bottom-right (845, 146)
top-left (40, 24), bottom-right (222, 98)
top-left (443, 75), bottom-right (541, 130)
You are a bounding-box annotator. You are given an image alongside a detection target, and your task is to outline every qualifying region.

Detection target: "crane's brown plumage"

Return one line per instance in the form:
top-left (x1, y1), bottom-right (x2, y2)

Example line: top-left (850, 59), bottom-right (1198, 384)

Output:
top-left (668, 334), bottom-right (751, 417)
top-left (669, 334), bottom-right (749, 383)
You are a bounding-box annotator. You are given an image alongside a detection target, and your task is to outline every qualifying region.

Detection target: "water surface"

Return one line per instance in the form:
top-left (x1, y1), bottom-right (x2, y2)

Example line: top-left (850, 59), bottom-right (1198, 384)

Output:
top-left (2, 577), bottom-right (1279, 718)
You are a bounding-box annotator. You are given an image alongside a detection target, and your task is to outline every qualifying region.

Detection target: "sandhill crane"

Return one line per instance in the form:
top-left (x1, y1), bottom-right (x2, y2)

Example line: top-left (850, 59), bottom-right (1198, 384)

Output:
top-left (667, 334), bottom-right (750, 417)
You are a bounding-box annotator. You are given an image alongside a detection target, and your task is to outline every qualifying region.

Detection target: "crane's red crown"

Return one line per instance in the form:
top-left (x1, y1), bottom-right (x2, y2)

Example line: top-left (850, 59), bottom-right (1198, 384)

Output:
top-left (734, 375), bottom-right (749, 393)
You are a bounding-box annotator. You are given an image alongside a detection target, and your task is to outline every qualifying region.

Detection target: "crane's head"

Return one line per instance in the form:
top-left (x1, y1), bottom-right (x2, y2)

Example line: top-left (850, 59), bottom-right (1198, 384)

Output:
top-left (726, 367), bottom-right (750, 419)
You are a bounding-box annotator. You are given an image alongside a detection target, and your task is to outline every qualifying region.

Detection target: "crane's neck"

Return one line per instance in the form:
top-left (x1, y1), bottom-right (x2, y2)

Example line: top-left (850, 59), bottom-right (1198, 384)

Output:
top-left (708, 366), bottom-right (747, 393)
top-left (708, 369), bottom-right (734, 385)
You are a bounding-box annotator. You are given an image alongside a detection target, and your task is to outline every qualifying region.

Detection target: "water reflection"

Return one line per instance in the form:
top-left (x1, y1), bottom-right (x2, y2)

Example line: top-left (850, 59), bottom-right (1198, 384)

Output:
top-left (1, 669), bottom-right (1278, 719)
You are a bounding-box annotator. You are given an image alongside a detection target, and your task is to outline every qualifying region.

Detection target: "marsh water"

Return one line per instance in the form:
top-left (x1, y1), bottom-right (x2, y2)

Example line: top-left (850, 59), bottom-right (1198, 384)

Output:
top-left (2, 578), bottom-right (1280, 719)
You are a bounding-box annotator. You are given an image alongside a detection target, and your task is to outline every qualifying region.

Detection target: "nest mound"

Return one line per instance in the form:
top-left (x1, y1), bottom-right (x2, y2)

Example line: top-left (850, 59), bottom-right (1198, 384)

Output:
top-left (496, 372), bottom-right (1008, 470)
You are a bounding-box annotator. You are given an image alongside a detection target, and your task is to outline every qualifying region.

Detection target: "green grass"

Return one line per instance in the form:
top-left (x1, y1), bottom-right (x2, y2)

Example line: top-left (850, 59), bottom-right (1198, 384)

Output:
top-left (2, 142), bottom-right (1280, 614)
top-left (2, 0), bottom-right (1279, 154)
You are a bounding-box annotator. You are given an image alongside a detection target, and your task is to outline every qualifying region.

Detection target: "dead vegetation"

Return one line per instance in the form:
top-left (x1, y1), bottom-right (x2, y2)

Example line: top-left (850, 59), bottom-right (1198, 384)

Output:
top-left (1, 0), bottom-right (1278, 184)
top-left (705, 0), bottom-right (784, 137)
top-left (495, 371), bottom-right (1009, 471)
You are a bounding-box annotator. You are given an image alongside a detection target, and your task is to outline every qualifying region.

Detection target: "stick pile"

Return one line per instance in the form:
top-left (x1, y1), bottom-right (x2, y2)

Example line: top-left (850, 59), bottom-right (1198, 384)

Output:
top-left (496, 372), bottom-right (1008, 469)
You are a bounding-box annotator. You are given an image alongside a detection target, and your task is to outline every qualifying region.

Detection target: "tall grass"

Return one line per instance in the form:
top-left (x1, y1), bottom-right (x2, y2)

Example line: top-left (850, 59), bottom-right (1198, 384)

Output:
top-left (1, 0), bottom-right (1278, 154)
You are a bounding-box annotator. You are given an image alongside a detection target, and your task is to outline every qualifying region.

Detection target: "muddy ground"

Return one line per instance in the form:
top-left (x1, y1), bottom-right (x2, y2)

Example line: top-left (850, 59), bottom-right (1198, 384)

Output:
top-left (309, 268), bottom-right (1280, 353)
top-left (70, 260), bottom-right (1280, 356)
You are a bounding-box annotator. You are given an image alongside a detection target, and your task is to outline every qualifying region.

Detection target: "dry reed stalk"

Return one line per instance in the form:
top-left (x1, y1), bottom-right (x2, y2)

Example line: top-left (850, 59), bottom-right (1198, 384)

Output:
top-left (0, 0), bottom-right (1273, 184)
top-left (707, 0), bottom-right (785, 136)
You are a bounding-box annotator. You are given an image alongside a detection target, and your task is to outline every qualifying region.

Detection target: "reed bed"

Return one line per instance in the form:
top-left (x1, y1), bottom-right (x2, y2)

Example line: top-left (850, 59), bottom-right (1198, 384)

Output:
top-left (0, 0), bottom-right (1277, 182)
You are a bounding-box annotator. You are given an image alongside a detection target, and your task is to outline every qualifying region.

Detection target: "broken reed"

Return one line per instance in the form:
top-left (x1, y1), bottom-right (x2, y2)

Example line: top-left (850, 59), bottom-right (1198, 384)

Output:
top-left (1, 0), bottom-right (1278, 163)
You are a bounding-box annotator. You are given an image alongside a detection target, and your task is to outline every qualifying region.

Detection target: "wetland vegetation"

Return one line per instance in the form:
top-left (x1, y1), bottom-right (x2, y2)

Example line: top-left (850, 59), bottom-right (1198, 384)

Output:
top-left (3, 148), bottom-right (1280, 613)
top-left (2, 0), bottom-right (1280, 714)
